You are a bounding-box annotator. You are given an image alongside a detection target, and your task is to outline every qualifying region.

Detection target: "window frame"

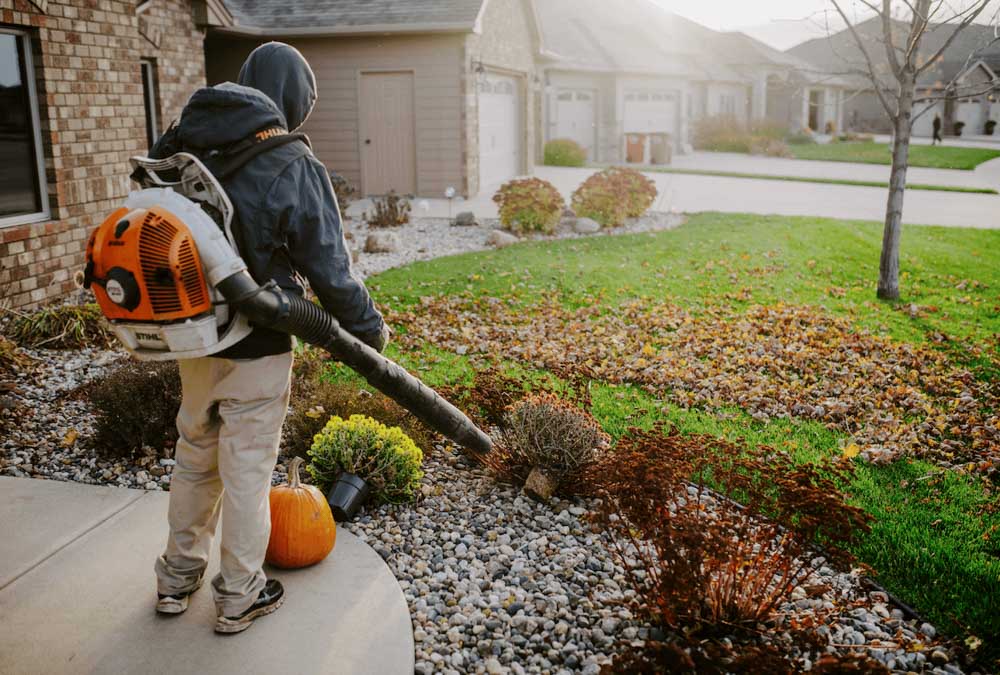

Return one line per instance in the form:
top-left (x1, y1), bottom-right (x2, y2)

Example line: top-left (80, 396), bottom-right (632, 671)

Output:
top-left (0, 26), bottom-right (50, 228)
top-left (140, 58), bottom-right (160, 149)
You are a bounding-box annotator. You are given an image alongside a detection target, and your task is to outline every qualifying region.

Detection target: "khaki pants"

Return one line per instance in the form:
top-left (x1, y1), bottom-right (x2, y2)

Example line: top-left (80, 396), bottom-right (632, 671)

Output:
top-left (155, 352), bottom-right (293, 617)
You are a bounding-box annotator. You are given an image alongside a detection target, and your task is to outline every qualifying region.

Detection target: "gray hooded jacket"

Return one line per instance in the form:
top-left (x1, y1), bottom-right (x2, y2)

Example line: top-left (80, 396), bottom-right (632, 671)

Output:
top-left (151, 42), bottom-right (383, 358)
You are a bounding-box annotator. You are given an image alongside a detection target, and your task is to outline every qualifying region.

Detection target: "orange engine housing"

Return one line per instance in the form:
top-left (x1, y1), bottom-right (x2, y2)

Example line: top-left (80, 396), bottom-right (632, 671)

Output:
top-left (87, 206), bottom-right (213, 323)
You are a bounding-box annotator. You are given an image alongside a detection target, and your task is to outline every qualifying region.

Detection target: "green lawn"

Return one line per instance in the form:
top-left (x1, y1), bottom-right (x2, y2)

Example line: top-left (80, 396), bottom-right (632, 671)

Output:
top-left (351, 213), bottom-right (999, 663)
top-left (788, 140), bottom-right (1000, 170)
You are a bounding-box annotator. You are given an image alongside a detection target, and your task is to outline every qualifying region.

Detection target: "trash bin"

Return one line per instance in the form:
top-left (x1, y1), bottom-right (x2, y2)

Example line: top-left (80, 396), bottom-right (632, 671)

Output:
top-left (650, 133), bottom-right (672, 165)
top-left (626, 133), bottom-right (647, 163)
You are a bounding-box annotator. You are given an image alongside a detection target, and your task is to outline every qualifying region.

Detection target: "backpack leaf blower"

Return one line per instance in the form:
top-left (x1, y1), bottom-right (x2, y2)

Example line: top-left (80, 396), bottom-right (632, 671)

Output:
top-left (84, 152), bottom-right (493, 458)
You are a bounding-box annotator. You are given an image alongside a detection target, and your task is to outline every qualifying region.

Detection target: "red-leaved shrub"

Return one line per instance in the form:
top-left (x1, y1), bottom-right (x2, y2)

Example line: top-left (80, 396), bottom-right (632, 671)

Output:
top-left (571, 167), bottom-right (657, 227)
top-left (492, 178), bottom-right (564, 234)
top-left (586, 425), bottom-right (870, 631)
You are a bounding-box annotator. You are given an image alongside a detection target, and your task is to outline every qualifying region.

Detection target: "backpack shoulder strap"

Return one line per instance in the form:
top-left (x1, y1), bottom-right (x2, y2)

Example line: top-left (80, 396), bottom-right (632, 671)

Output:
top-left (208, 127), bottom-right (312, 180)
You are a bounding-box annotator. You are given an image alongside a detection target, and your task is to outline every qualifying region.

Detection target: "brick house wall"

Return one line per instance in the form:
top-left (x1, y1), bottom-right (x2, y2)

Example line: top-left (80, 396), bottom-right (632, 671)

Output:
top-left (0, 0), bottom-right (206, 311)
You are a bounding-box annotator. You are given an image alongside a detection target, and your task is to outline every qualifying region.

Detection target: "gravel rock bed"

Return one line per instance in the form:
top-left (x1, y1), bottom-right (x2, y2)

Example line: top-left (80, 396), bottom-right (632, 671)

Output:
top-left (344, 445), bottom-right (965, 675)
top-left (344, 212), bottom-right (683, 280)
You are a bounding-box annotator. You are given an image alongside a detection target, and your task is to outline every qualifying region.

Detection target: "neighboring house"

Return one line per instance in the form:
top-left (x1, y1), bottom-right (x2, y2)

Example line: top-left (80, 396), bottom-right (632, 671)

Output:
top-left (535, 0), bottom-right (721, 164)
top-left (205, 0), bottom-right (540, 198)
top-left (1, 0), bottom-right (215, 311)
top-left (534, 1), bottom-right (853, 166)
top-left (705, 30), bottom-right (855, 134)
top-left (790, 18), bottom-right (1000, 137)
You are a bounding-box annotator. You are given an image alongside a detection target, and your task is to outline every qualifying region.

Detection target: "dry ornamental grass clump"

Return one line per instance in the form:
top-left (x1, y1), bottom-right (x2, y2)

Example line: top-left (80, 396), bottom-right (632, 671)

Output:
top-left (485, 393), bottom-right (609, 499)
top-left (5, 303), bottom-right (113, 349)
top-left (392, 296), bottom-right (1000, 472)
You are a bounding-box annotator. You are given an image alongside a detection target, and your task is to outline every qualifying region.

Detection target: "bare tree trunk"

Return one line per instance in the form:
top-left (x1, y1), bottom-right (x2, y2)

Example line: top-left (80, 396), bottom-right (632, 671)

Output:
top-left (878, 80), bottom-right (915, 301)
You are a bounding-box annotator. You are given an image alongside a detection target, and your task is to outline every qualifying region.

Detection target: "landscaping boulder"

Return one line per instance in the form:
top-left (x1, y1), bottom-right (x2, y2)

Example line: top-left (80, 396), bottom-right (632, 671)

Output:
top-left (486, 230), bottom-right (519, 249)
top-left (523, 467), bottom-right (557, 501)
top-left (573, 217), bottom-right (601, 234)
top-left (364, 232), bottom-right (399, 254)
top-left (453, 211), bottom-right (478, 227)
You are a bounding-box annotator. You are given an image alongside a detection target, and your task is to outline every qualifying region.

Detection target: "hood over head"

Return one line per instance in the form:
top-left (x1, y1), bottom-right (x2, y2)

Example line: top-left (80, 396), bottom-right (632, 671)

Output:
top-left (176, 82), bottom-right (286, 150)
top-left (238, 42), bottom-right (317, 131)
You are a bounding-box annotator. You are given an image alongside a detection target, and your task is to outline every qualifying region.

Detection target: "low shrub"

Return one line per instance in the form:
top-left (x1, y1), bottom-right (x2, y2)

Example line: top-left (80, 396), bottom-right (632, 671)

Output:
top-left (748, 119), bottom-right (789, 140)
top-left (954, 121), bottom-right (966, 136)
top-left (329, 171), bottom-right (357, 215)
top-left (307, 414), bottom-right (424, 504)
top-left (544, 138), bottom-right (587, 167)
top-left (284, 348), bottom-right (434, 460)
top-left (586, 425), bottom-right (870, 632)
top-left (571, 167), bottom-right (657, 227)
top-left (492, 178), bottom-right (564, 234)
top-left (364, 191), bottom-right (411, 228)
top-left (486, 393), bottom-right (608, 495)
top-left (5, 303), bottom-right (113, 349)
top-left (83, 360), bottom-right (180, 460)
top-left (693, 115), bottom-right (749, 152)
top-left (749, 136), bottom-right (791, 158)
top-left (985, 119), bottom-right (996, 135)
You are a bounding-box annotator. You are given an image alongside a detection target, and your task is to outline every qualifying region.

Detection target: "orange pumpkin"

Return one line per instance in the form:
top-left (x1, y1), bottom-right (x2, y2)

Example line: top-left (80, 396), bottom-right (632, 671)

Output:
top-left (266, 457), bottom-right (337, 569)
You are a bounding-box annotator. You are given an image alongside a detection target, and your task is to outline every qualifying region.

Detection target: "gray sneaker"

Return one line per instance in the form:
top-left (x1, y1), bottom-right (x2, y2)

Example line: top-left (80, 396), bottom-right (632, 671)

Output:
top-left (156, 578), bottom-right (203, 615)
top-left (214, 579), bottom-right (285, 634)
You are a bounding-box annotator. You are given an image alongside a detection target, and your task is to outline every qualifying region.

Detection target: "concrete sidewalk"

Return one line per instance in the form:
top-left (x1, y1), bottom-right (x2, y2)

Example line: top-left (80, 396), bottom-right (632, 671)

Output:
top-left (365, 166), bottom-right (1000, 229)
top-left (0, 477), bottom-right (414, 675)
top-left (670, 151), bottom-right (993, 190)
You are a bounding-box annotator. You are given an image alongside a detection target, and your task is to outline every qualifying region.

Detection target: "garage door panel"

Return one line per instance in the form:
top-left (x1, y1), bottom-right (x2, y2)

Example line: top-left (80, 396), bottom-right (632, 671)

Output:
top-left (624, 90), bottom-right (678, 134)
top-left (555, 89), bottom-right (596, 159)
top-left (479, 73), bottom-right (522, 191)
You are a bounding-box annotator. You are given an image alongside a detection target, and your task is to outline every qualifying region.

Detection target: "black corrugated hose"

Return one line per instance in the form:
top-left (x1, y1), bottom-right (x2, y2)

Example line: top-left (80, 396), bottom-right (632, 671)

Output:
top-left (217, 272), bottom-right (493, 458)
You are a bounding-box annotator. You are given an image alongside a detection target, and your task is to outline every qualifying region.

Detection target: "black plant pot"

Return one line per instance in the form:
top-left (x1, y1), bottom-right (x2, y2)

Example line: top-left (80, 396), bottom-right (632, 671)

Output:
top-left (326, 472), bottom-right (371, 522)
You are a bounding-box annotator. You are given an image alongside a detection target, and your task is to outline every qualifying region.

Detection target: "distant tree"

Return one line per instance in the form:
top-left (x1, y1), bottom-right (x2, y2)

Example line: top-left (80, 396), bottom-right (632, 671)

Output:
top-left (828, 0), bottom-right (996, 300)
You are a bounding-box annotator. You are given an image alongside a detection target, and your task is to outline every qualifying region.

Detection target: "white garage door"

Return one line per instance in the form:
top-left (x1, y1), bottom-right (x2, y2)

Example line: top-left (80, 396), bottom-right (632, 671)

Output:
top-left (479, 73), bottom-right (522, 191)
top-left (555, 89), bottom-right (596, 159)
top-left (624, 90), bottom-right (678, 134)
top-left (911, 101), bottom-right (943, 138)
top-left (956, 100), bottom-right (985, 135)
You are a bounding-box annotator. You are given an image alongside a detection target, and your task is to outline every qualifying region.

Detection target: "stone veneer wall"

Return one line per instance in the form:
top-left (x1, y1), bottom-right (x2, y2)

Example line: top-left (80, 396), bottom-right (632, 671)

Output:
top-left (0, 0), bottom-right (206, 310)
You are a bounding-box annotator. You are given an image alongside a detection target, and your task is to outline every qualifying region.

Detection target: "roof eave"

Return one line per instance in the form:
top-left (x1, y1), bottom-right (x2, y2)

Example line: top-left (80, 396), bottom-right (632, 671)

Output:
top-left (211, 21), bottom-right (476, 38)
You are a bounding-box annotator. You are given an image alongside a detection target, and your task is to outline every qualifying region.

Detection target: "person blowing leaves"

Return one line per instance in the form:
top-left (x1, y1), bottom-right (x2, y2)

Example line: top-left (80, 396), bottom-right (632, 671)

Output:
top-left (150, 42), bottom-right (388, 634)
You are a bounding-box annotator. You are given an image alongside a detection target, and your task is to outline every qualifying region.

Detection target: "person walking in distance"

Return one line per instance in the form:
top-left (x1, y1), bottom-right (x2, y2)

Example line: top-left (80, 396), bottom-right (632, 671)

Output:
top-left (932, 114), bottom-right (943, 145)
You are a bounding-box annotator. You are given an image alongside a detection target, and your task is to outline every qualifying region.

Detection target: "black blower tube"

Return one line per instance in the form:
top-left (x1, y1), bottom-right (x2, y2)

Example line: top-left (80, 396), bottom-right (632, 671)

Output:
top-left (216, 271), bottom-right (494, 458)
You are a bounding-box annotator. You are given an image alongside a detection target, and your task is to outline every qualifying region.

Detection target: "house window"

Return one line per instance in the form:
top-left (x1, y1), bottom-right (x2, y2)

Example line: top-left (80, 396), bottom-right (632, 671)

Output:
top-left (141, 59), bottom-right (160, 149)
top-left (0, 28), bottom-right (49, 227)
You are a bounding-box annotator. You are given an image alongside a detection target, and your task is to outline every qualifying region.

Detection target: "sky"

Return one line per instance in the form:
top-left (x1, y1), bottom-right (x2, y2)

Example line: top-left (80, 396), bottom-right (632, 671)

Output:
top-left (654, 0), bottom-right (1000, 49)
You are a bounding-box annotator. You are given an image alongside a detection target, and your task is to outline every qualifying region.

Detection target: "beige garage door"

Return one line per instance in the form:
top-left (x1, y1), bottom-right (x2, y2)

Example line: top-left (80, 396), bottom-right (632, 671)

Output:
top-left (360, 72), bottom-right (416, 196)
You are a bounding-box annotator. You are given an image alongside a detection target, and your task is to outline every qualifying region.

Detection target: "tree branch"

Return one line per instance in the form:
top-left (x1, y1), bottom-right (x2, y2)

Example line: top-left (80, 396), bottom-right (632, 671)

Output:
top-left (916, 1), bottom-right (992, 75)
top-left (830, 0), bottom-right (897, 117)
top-left (881, 0), bottom-right (905, 78)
